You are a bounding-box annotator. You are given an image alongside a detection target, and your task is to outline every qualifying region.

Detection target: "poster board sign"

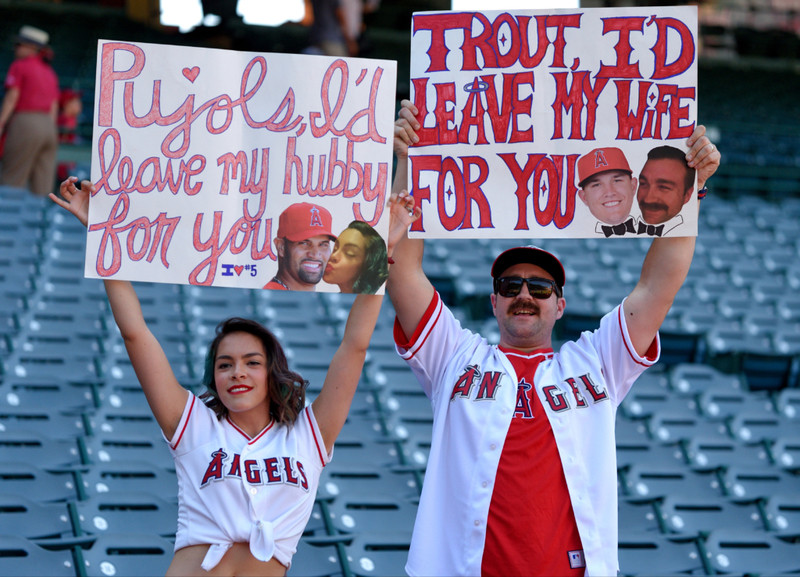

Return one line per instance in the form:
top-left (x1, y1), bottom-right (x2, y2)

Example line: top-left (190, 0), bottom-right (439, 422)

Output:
top-left (407, 7), bottom-right (698, 239)
top-left (87, 41), bottom-right (397, 293)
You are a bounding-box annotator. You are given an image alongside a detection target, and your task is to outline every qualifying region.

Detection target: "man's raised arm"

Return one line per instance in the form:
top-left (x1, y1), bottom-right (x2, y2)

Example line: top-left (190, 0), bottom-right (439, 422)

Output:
top-left (387, 100), bottom-right (435, 339)
top-left (625, 126), bottom-right (721, 356)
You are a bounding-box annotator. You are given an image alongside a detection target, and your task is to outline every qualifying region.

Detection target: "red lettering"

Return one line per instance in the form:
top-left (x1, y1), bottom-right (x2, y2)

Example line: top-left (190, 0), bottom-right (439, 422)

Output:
top-left (650, 17), bottom-right (695, 80)
top-left (461, 12), bottom-right (498, 71)
top-left (412, 13), bottom-right (473, 72)
top-left (546, 14), bottom-right (582, 69)
top-left (519, 16), bottom-right (549, 68)
top-left (409, 155), bottom-right (441, 232)
top-left (98, 42), bottom-right (145, 127)
top-left (615, 80), bottom-right (652, 140)
top-left (264, 458), bottom-right (281, 483)
top-left (597, 17), bottom-right (646, 79)
top-left (498, 152), bottom-right (545, 230)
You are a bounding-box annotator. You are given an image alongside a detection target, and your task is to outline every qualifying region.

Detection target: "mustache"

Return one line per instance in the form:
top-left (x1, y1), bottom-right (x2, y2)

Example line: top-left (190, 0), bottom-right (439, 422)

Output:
top-left (508, 301), bottom-right (540, 315)
top-left (640, 201), bottom-right (669, 212)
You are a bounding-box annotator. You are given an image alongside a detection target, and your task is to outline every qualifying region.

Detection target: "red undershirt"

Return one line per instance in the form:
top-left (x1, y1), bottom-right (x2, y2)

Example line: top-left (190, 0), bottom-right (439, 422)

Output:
top-left (481, 347), bottom-right (584, 577)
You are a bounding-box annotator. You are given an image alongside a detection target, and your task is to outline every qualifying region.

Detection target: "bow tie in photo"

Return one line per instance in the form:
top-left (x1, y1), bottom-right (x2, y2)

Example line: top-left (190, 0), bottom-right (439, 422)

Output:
top-left (601, 217), bottom-right (636, 238)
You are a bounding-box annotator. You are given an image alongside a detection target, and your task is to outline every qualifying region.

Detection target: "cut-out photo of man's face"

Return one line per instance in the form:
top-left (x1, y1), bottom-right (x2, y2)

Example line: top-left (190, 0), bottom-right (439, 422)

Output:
top-left (637, 146), bottom-right (695, 225)
top-left (577, 148), bottom-right (636, 225)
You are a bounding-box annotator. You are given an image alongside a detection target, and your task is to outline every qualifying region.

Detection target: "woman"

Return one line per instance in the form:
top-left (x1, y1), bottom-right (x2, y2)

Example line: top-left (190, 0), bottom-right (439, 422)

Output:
top-left (323, 220), bottom-right (388, 294)
top-left (0, 26), bottom-right (59, 196)
top-left (51, 177), bottom-right (419, 576)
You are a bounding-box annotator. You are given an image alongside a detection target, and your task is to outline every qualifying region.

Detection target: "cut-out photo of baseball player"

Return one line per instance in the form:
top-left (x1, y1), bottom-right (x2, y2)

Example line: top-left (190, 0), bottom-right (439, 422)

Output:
top-left (264, 202), bottom-right (336, 291)
top-left (323, 220), bottom-right (388, 294)
top-left (576, 147), bottom-right (638, 237)
top-left (637, 145), bottom-right (696, 234)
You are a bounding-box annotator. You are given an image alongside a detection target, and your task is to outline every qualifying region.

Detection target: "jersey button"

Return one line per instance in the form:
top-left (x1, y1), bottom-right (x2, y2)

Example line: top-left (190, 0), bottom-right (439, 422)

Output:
top-left (250, 488), bottom-right (258, 495)
top-left (482, 481), bottom-right (488, 488)
top-left (474, 520), bottom-right (480, 526)
top-left (490, 444), bottom-right (496, 450)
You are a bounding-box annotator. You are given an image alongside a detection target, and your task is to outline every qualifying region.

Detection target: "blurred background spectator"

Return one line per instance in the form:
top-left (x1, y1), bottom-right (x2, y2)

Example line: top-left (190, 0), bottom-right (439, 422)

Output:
top-left (0, 25), bottom-right (59, 196)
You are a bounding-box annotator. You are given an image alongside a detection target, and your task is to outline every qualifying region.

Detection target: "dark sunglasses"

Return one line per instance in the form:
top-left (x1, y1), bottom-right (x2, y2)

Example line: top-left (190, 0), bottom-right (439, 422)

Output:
top-left (493, 276), bottom-right (562, 299)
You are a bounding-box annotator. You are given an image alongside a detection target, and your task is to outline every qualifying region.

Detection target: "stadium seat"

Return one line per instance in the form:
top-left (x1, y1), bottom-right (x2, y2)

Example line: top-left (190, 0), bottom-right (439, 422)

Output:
top-left (343, 532), bottom-right (412, 577)
top-left (287, 538), bottom-right (343, 576)
top-left (698, 386), bottom-right (773, 420)
top-left (317, 465), bottom-right (420, 502)
top-left (73, 492), bottom-right (177, 538)
top-left (0, 431), bottom-right (80, 468)
top-left (647, 411), bottom-right (730, 443)
top-left (617, 499), bottom-right (660, 533)
top-left (620, 384), bottom-right (697, 419)
top-left (729, 412), bottom-right (796, 443)
top-left (775, 388), bottom-right (800, 420)
top-left (0, 462), bottom-right (78, 502)
top-left (84, 407), bottom-right (162, 437)
top-left (0, 378), bottom-right (97, 411)
top-left (705, 529), bottom-right (800, 575)
top-left (722, 467), bottom-right (800, 501)
top-left (77, 533), bottom-right (174, 577)
top-left (659, 495), bottom-right (765, 536)
top-left (326, 436), bottom-right (401, 468)
top-left (615, 439), bottom-right (686, 469)
top-left (0, 406), bottom-right (85, 438)
top-left (80, 434), bottom-right (173, 469)
top-left (622, 465), bottom-right (722, 500)
top-left (764, 494), bottom-right (800, 536)
top-left (0, 535), bottom-right (75, 576)
top-left (376, 386), bottom-right (431, 417)
top-left (669, 363), bottom-right (743, 396)
top-left (0, 493), bottom-right (73, 540)
top-left (770, 437), bottom-right (800, 472)
top-left (740, 351), bottom-right (798, 391)
top-left (617, 532), bottom-right (705, 576)
top-left (326, 495), bottom-right (418, 535)
top-left (684, 436), bottom-right (771, 470)
top-left (77, 462), bottom-right (177, 501)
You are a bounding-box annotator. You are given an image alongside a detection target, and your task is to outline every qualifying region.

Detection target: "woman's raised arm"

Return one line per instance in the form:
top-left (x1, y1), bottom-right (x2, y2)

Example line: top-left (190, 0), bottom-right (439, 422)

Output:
top-left (51, 178), bottom-right (188, 439)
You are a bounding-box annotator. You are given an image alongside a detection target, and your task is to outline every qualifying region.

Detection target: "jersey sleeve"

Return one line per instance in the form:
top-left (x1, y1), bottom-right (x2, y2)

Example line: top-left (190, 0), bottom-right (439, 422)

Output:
top-left (164, 394), bottom-right (214, 456)
top-left (394, 291), bottom-right (472, 401)
top-left (581, 298), bottom-right (660, 405)
top-left (299, 405), bottom-right (332, 469)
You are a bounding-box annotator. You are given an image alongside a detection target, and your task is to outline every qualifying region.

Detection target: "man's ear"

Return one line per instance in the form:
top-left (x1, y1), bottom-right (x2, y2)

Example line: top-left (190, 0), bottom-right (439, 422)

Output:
top-left (490, 293), bottom-right (497, 317)
top-left (556, 296), bottom-right (566, 320)
top-left (274, 238), bottom-right (285, 258)
top-left (683, 186), bottom-right (694, 205)
top-left (630, 177), bottom-right (638, 196)
top-left (578, 188), bottom-right (587, 205)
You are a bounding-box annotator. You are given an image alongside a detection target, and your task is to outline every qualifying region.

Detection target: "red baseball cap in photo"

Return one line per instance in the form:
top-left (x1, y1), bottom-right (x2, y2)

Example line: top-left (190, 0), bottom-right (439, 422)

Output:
top-left (277, 203), bottom-right (336, 242)
top-left (577, 147), bottom-right (632, 188)
top-left (491, 245), bottom-right (565, 288)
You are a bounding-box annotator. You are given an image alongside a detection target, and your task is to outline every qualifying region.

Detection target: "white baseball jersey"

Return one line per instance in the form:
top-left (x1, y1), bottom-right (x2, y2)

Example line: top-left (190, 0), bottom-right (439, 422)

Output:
top-left (166, 394), bottom-right (330, 570)
top-left (395, 292), bottom-right (659, 576)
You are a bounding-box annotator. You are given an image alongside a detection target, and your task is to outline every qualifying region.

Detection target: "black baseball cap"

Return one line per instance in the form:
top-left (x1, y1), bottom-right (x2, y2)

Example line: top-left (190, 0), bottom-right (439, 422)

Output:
top-left (490, 245), bottom-right (565, 288)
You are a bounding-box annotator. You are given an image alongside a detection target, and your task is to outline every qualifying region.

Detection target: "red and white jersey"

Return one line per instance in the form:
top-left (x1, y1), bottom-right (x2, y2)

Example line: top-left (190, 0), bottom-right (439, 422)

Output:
top-left (394, 292), bottom-right (659, 576)
top-left (166, 394), bottom-right (330, 570)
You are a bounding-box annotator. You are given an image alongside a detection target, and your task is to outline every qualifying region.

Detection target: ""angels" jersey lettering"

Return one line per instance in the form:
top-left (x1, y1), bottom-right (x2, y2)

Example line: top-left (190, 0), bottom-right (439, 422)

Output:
top-left (201, 448), bottom-right (309, 491)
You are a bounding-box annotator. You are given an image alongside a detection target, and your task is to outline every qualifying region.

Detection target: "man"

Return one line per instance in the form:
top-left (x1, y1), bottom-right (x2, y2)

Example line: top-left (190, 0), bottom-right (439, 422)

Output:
top-left (389, 100), bottom-right (719, 576)
top-left (576, 147), bottom-right (638, 236)
top-left (264, 202), bottom-right (336, 291)
top-left (637, 145), bottom-right (696, 230)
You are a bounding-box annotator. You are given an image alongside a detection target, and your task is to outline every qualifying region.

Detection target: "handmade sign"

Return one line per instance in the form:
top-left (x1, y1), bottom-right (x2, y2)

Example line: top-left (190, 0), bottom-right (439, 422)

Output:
top-left (407, 6), bottom-right (698, 239)
top-left (87, 41), bottom-right (397, 293)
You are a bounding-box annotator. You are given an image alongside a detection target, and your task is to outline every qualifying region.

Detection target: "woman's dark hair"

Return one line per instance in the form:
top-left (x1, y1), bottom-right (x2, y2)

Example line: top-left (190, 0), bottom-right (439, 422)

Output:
top-left (199, 318), bottom-right (306, 426)
top-left (347, 220), bottom-right (388, 294)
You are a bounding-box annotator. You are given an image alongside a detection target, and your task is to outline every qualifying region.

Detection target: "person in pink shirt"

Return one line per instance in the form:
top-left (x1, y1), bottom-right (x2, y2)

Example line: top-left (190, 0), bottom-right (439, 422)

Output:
top-left (0, 26), bottom-right (59, 196)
